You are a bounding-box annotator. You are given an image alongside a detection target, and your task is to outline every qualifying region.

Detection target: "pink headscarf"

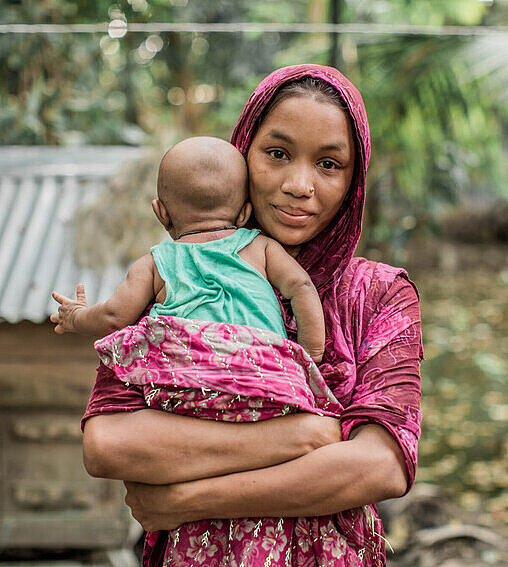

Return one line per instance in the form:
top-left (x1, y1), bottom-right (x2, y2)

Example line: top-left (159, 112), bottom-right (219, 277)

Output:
top-left (231, 64), bottom-right (371, 293)
top-left (231, 64), bottom-right (422, 486)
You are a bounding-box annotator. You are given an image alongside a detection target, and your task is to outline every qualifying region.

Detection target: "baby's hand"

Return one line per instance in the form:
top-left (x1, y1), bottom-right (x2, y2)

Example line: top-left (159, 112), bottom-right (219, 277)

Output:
top-left (50, 284), bottom-right (88, 334)
top-left (308, 350), bottom-right (324, 364)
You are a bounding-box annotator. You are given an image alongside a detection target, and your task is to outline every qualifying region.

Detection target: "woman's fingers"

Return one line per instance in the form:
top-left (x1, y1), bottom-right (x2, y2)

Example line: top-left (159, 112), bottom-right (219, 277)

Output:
top-left (124, 482), bottom-right (184, 532)
top-left (124, 482), bottom-right (156, 530)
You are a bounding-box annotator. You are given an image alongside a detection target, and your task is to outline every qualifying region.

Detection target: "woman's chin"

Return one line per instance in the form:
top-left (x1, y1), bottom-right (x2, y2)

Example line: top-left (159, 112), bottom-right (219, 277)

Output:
top-left (268, 229), bottom-right (316, 255)
top-left (275, 225), bottom-right (316, 245)
top-left (253, 214), bottom-right (318, 248)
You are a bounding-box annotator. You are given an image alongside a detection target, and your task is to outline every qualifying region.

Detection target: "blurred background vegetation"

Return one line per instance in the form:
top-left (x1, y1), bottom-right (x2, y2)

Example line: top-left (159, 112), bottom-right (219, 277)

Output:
top-left (1, 0), bottom-right (507, 247)
top-left (1, 0), bottom-right (507, 559)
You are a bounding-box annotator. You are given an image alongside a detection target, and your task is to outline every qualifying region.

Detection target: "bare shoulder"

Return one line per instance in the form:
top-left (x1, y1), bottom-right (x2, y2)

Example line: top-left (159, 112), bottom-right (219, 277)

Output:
top-left (255, 233), bottom-right (277, 249)
top-left (125, 253), bottom-right (160, 300)
top-left (145, 251), bottom-right (166, 302)
top-left (262, 236), bottom-right (297, 263)
top-left (255, 234), bottom-right (292, 259)
top-left (249, 233), bottom-right (271, 248)
top-left (127, 253), bottom-right (155, 277)
top-left (237, 234), bottom-right (269, 278)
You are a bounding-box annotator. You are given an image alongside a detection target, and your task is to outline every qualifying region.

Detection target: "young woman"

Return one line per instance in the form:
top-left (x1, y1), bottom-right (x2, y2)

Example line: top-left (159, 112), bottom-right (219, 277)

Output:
top-left (82, 64), bottom-right (423, 566)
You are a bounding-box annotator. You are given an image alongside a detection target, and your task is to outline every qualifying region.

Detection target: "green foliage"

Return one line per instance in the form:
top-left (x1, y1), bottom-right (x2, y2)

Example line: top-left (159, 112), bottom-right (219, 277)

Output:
top-left (0, 0), bottom-right (308, 144)
top-left (418, 269), bottom-right (508, 523)
top-left (355, 36), bottom-right (507, 213)
top-left (0, 0), bottom-right (143, 144)
top-left (1, 0), bottom-right (507, 242)
top-left (351, 0), bottom-right (488, 26)
top-left (271, 1), bottom-right (508, 246)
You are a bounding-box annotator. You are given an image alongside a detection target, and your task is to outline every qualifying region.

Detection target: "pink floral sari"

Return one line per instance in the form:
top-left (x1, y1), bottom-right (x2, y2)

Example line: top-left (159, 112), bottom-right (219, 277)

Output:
top-left (94, 315), bottom-right (385, 566)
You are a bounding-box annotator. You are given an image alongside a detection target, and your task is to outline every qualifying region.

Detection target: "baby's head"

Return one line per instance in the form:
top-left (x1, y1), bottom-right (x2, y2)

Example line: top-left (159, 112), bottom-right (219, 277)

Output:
top-left (153, 136), bottom-right (250, 237)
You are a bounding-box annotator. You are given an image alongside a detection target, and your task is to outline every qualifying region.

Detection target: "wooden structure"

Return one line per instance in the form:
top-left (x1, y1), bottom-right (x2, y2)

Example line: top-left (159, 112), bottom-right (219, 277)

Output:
top-left (0, 147), bottom-right (142, 565)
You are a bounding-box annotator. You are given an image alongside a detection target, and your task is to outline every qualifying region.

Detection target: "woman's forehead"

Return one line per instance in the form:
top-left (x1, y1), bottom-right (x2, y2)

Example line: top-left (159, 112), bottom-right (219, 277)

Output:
top-left (257, 96), bottom-right (354, 153)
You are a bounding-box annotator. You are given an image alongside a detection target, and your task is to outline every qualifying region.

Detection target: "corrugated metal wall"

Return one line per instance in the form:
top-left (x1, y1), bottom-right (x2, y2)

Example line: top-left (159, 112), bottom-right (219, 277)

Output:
top-left (0, 147), bottom-right (141, 323)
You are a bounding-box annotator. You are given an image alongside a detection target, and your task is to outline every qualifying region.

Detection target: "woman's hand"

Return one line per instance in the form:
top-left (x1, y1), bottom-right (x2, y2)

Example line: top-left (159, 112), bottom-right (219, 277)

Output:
top-left (300, 413), bottom-right (343, 449)
top-left (124, 481), bottom-right (189, 532)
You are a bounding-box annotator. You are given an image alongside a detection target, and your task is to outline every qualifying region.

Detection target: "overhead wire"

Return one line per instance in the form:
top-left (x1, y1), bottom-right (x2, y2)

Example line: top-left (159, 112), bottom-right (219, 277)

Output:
top-left (0, 22), bottom-right (507, 36)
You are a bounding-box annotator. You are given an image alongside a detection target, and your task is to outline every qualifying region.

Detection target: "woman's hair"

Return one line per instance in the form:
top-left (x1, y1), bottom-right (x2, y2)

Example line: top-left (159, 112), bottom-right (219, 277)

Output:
top-left (252, 76), bottom-right (349, 138)
top-left (269, 76), bottom-right (347, 113)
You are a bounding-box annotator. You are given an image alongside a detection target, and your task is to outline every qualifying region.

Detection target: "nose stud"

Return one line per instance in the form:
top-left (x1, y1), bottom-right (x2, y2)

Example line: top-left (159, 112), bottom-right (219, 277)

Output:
top-left (309, 187), bottom-right (315, 194)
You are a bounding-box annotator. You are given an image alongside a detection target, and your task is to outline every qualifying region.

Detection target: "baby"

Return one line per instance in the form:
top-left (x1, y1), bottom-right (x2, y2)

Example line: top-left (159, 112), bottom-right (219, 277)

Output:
top-left (51, 136), bottom-right (325, 363)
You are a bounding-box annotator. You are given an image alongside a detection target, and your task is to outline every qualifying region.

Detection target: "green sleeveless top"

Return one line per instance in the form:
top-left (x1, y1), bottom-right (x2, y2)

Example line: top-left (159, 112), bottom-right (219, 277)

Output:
top-left (149, 228), bottom-right (287, 337)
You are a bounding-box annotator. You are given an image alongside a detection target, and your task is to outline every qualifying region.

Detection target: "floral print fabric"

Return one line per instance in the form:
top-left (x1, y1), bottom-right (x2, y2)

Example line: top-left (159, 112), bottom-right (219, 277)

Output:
top-left (94, 315), bottom-right (387, 566)
top-left (94, 315), bottom-right (342, 418)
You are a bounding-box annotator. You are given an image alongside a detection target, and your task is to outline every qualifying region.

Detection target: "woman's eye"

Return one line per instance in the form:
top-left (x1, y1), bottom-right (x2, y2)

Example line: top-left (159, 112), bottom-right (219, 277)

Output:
top-left (319, 159), bottom-right (337, 170)
top-left (268, 149), bottom-right (286, 160)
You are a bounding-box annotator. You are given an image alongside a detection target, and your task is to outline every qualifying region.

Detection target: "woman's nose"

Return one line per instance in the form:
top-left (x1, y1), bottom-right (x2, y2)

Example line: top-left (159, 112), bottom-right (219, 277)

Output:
top-left (281, 167), bottom-right (315, 198)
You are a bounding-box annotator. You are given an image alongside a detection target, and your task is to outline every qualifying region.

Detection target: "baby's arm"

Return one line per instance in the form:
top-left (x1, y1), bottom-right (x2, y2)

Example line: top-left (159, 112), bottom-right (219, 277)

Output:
top-left (51, 254), bottom-right (155, 336)
top-left (264, 238), bottom-right (325, 363)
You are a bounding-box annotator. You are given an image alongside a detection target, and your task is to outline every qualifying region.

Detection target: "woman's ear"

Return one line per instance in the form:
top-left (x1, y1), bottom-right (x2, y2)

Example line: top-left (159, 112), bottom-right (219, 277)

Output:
top-left (152, 199), bottom-right (172, 230)
top-left (235, 201), bottom-right (252, 228)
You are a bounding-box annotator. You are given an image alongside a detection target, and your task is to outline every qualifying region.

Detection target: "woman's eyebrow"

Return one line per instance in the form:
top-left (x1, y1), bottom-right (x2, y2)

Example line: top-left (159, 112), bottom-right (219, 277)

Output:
top-left (265, 129), bottom-right (293, 144)
top-left (265, 130), bottom-right (348, 153)
top-left (319, 142), bottom-right (348, 153)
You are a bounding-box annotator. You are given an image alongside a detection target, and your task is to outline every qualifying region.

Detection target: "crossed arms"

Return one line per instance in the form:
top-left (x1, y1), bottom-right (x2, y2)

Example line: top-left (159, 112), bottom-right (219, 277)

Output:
top-left (83, 410), bottom-right (408, 532)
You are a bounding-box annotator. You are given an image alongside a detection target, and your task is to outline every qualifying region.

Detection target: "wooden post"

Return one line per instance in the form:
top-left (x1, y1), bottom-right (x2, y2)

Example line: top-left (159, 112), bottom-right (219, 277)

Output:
top-left (328, 0), bottom-right (344, 69)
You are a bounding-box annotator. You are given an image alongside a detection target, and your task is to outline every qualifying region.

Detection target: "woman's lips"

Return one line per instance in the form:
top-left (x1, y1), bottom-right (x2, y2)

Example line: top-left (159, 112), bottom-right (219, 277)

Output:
top-left (272, 205), bottom-right (313, 226)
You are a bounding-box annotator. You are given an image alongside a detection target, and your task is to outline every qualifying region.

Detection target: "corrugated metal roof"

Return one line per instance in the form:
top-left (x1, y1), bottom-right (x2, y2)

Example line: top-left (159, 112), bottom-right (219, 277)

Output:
top-left (0, 146), bottom-right (142, 323)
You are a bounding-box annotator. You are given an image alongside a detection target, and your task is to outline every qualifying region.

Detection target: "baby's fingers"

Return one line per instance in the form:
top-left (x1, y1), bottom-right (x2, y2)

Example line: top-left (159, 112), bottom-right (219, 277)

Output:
top-left (52, 291), bottom-right (70, 305)
top-left (49, 313), bottom-right (65, 335)
top-left (75, 283), bottom-right (87, 306)
top-left (50, 314), bottom-right (65, 334)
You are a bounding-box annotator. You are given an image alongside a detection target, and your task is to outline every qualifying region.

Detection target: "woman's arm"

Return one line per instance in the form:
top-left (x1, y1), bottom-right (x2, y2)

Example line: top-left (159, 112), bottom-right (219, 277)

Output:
top-left (83, 409), bottom-right (342, 484)
top-left (82, 361), bottom-right (341, 485)
top-left (123, 273), bottom-right (422, 531)
top-left (124, 423), bottom-right (407, 532)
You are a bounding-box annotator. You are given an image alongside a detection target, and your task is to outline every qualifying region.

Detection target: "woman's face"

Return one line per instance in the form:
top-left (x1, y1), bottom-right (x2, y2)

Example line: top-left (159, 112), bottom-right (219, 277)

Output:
top-left (247, 95), bottom-right (355, 249)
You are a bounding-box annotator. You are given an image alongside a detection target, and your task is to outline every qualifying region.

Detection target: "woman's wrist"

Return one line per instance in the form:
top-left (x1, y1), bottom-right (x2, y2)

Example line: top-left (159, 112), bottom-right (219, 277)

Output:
top-left (174, 478), bottom-right (212, 523)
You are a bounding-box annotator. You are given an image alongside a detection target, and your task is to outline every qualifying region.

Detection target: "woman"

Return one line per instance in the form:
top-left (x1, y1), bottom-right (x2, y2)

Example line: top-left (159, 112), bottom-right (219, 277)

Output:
top-left (82, 64), bottom-right (423, 566)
